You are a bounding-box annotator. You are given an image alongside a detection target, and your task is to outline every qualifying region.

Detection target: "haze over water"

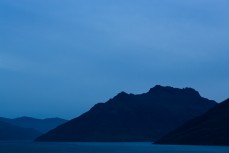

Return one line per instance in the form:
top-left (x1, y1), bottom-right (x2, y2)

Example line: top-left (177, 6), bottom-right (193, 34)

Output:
top-left (0, 142), bottom-right (228, 153)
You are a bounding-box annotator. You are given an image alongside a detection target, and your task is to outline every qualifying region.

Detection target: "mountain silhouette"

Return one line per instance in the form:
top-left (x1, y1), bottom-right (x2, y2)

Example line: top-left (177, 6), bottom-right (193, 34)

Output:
top-left (0, 120), bottom-right (41, 140)
top-left (36, 85), bottom-right (216, 142)
top-left (155, 98), bottom-right (229, 146)
top-left (0, 116), bottom-right (67, 133)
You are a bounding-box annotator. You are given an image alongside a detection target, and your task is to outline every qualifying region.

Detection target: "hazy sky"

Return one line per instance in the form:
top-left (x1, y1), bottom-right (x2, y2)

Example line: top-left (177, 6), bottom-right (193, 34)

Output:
top-left (1, 0), bottom-right (229, 119)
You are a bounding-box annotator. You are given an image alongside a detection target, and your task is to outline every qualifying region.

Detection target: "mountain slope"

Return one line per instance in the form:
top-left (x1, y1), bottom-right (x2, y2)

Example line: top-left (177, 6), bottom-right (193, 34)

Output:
top-left (36, 85), bottom-right (216, 142)
top-left (0, 117), bottom-right (67, 133)
top-left (155, 98), bottom-right (229, 146)
top-left (0, 120), bottom-right (42, 140)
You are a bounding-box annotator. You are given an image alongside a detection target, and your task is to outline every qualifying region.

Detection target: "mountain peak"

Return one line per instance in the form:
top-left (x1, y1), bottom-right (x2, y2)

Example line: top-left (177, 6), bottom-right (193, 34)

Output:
top-left (182, 87), bottom-right (200, 97)
top-left (36, 85), bottom-right (216, 142)
top-left (148, 85), bottom-right (200, 97)
top-left (148, 85), bottom-right (176, 94)
top-left (113, 91), bottom-right (129, 99)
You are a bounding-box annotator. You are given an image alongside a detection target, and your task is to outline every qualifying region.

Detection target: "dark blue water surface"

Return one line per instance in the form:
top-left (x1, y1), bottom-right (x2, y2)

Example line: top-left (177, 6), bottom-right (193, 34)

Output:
top-left (0, 142), bottom-right (228, 153)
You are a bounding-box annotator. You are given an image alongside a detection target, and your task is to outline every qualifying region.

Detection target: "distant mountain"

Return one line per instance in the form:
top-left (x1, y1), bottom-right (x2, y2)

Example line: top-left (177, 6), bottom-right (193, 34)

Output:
top-left (36, 85), bottom-right (216, 142)
top-left (0, 116), bottom-right (67, 133)
top-left (155, 98), bottom-right (229, 146)
top-left (0, 120), bottom-right (41, 140)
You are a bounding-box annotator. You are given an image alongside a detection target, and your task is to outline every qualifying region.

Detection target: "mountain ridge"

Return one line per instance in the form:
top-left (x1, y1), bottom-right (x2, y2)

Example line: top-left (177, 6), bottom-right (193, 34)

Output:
top-left (154, 98), bottom-right (229, 146)
top-left (0, 116), bottom-right (68, 133)
top-left (36, 85), bottom-right (217, 142)
top-left (0, 120), bottom-right (42, 140)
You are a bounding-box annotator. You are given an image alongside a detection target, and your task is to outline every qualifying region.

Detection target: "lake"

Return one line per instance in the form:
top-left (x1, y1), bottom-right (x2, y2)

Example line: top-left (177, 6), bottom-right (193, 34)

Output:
top-left (0, 142), bottom-right (228, 153)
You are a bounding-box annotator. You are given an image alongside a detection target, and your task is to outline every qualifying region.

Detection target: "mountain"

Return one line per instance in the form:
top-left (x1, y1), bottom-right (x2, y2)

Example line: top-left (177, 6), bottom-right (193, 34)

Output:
top-left (155, 98), bottom-right (229, 146)
top-left (0, 120), bottom-right (42, 140)
top-left (0, 116), bottom-right (67, 133)
top-left (36, 85), bottom-right (217, 142)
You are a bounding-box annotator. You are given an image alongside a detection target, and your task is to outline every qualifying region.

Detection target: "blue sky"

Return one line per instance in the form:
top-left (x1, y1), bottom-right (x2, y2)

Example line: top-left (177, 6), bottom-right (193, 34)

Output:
top-left (0, 0), bottom-right (229, 119)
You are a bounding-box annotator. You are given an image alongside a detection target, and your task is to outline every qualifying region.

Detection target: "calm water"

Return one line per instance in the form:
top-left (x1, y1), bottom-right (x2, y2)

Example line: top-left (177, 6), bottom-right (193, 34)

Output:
top-left (0, 142), bottom-right (229, 153)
